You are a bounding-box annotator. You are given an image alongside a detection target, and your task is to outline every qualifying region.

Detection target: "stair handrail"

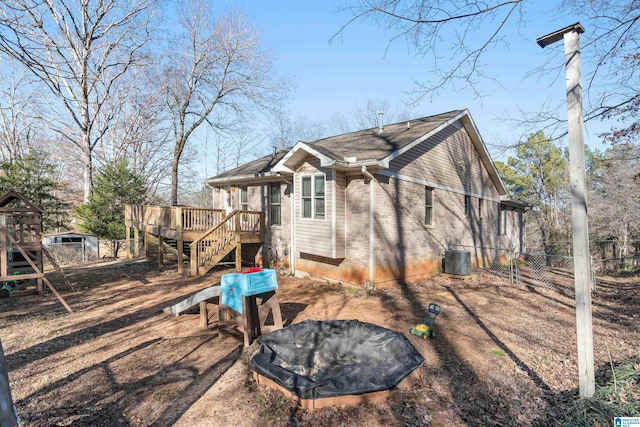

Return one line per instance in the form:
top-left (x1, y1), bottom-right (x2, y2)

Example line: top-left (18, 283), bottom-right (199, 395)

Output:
top-left (189, 211), bottom-right (238, 276)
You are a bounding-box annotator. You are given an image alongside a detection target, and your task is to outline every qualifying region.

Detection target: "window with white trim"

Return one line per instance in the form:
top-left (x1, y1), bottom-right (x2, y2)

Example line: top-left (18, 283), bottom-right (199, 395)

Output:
top-left (425, 187), bottom-right (434, 226)
top-left (301, 174), bottom-right (325, 219)
top-left (270, 183), bottom-right (281, 226)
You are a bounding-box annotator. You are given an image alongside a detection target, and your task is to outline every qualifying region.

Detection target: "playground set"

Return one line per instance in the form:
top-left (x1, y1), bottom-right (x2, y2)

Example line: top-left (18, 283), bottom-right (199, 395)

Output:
top-left (0, 190), bottom-right (73, 313)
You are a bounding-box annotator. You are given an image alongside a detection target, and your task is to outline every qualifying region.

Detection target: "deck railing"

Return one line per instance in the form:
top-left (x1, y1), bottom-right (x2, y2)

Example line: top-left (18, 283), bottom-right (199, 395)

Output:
top-left (125, 205), bottom-right (226, 231)
top-left (189, 210), bottom-right (264, 275)
top-left (125, 205), bottom-right (264, 275)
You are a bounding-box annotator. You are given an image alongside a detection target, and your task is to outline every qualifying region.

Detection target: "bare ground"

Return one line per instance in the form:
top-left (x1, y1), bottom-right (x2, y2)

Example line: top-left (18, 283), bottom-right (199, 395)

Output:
top-left (1, 259), bottom-right (638, 426)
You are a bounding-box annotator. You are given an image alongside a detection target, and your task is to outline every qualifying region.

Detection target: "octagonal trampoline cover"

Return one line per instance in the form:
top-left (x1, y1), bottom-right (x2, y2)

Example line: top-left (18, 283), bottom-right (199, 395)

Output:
top-left (250, 319), bottom-right (424, 399)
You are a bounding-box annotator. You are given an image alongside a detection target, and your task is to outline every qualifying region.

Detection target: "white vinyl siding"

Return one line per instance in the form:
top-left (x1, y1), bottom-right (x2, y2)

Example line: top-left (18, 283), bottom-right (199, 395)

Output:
top-left (295, 160), bottom-right (333, 258)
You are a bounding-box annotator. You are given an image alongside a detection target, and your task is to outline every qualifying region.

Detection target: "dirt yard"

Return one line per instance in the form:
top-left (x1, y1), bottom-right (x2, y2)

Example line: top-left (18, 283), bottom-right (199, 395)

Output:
top-left (1, 259), bottom-right (638, 426)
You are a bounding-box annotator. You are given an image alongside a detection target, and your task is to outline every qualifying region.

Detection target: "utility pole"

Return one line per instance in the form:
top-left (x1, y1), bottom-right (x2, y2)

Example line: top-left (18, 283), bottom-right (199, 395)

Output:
top-left (537, 23), bottom-right (595, 398)
top-left (1, 339), bottom-right (18, 427)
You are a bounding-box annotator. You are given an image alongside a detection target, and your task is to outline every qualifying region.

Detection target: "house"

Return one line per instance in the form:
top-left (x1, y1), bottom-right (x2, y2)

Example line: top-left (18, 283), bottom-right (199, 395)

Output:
top-left (205, 109), bottom-right (526, 286)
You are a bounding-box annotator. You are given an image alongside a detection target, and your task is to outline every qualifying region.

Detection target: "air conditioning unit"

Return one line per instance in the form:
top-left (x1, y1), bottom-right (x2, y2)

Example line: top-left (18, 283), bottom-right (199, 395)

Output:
top-left (444, 250), bottom-right (471, 276)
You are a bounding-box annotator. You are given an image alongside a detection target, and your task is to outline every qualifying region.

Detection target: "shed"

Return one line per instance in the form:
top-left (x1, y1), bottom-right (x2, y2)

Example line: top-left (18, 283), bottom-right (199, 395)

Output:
top-left (43, 231), bottom-right (99, 263)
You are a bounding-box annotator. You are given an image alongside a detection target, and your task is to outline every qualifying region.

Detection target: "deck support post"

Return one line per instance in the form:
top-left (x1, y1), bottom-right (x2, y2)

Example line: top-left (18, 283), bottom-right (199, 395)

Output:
top-left (144, 231), bottom-right (151, 260)
top-left (235, 212), bottom-right (242, 271)
top-left (176, 207), bottom-right (184, 275)
top-left (133, 227), bottom-right (139, 257)
top-left (126, 225), bottom-right (132, 259)
top-left (158, 235), bottom-right (164, 267)
top-left (235, 242), bottom-right (242, 271)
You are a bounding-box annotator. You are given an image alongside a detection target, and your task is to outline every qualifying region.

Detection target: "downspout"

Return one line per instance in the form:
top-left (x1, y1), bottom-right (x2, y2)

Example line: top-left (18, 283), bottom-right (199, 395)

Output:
top-left (362, 166), bottom-right (376, 286)
top-left (281, 175), bottom-right (295, 275)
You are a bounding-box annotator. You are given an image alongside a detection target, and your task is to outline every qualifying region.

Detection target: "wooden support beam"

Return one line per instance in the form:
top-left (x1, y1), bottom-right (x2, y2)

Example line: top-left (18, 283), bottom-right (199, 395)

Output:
top-left (144, 231), bottom-right (150, 260)
top-left (176, 207), bottom-right (184, 275)
top-left (157, 235), bottom-right (164, 267)
top-left (0, 226), bottom-right (7, 278)
top-left (43, 277), bottom-right (73, 314)
top-left (126, 225), bottom-right (132, 259)
top-left (133, 227), bottom-right (139, 257)
top-left (235, 242), bottom-right (242, 271)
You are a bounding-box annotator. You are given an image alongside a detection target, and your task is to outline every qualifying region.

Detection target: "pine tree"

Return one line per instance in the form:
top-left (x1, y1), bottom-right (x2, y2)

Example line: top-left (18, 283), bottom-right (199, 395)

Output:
top-left (495, 131), bottom-right (569, 254)
top-left (75, 160), bottom-right (147, 257)
top-left (0, 151), bottom-right (70, 232)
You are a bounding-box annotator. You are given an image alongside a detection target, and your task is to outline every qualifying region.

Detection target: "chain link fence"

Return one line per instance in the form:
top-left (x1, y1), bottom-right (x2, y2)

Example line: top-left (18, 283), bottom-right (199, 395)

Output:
top-left (514, 253), bottom-right (576, 292)
top-left (447, 244), bottom-right (516, 281)
top-left (44, 242), bottom-right (99, 265)
top-left (446, 245), bottom-right (600, 294)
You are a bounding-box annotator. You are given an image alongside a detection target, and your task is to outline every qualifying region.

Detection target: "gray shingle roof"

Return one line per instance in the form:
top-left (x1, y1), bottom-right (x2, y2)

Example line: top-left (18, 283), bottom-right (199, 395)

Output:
top-left (310, 110), bottom-right (463, 161)
top-left (211, 149), bottom-right (290, 180)
top-left (207, 110), bottom-right (463, 181)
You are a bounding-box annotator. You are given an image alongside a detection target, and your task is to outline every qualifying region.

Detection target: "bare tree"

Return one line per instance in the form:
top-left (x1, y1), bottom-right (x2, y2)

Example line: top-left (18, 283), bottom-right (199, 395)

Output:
top-left (0, 0), bottom-right (160, 202)
top-left (590, 143), bottom-right (640, 257)
top-left (333, 1), bottom-right (524, 100)
top-left (334, 1), bottom-right (640, 140)
top-left (93, 66), bottom-right (174, 200)
top-left (0, 65), bottom-right (37, 162)
top-left (161, 1), bottom-right (287, 206)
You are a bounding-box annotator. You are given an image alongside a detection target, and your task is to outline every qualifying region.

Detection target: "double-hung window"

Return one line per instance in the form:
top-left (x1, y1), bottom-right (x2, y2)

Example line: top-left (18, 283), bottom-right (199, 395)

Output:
top-left (270, 183), bottom-right (281, 226)
top-left (239, 186), bottom-right (248, 211)
top-left (498, 205), bottom-right (507, 235)
top-left (425, 187), bottom-right (434, 226)
top-left (301, 175), bottom-right (325, 219)
top-left (464, 195), bottom-right (471, 218)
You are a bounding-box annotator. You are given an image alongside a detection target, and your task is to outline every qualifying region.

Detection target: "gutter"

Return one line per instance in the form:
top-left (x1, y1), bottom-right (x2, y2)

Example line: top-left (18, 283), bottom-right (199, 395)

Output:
top-left (205, 172), bottom-right (285, 187)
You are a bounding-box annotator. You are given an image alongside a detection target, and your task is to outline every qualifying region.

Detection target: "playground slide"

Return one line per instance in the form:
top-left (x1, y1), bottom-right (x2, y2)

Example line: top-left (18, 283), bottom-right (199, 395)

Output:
top-left (163, 284), bottom-right (221, 316)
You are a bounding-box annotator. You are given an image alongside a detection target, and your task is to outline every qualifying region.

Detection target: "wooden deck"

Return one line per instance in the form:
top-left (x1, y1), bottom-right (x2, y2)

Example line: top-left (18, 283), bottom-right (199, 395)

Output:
top-left (124, 205), bottom-right (264, 276)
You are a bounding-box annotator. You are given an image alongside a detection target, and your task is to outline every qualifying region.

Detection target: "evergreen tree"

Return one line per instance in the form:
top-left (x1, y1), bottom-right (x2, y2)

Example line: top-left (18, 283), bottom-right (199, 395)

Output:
top-left (0, 151), bottom-right (70, 232)
top-left (495, 131), bottom-right (569, 254)
top-left (75, 160), bottom-right (147, 257)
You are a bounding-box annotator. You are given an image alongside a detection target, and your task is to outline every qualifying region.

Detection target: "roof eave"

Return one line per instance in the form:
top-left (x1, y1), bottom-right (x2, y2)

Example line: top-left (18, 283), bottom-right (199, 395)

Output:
top-left (206, 172), bottom-right (286, 187)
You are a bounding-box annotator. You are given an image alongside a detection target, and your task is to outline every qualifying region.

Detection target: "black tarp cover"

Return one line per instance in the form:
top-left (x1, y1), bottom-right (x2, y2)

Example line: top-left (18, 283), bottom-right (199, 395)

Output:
top-left (250, 319), bottom-right (425, 399)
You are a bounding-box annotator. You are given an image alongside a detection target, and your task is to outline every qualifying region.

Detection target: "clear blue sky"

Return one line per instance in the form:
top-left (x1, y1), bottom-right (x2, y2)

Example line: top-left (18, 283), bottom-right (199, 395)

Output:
top-left (207, 1), bottom-right (611, 163)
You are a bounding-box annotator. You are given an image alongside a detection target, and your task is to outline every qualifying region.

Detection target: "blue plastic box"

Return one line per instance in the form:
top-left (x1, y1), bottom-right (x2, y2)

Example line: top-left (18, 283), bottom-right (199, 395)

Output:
top-left (221, 269), bottom-right (278, 314)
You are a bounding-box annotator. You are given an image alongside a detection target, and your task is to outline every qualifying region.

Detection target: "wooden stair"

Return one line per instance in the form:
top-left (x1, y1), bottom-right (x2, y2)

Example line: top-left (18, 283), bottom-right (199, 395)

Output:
top-left (190, 215), bottom-right (239, 276)
top-left (124, 205), bottom-right (263, 277)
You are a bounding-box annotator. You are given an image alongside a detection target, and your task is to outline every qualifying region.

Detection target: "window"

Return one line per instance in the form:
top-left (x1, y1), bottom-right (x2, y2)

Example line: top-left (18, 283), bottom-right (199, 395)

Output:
top-left (270, 183), bottom-right (281, 226)
top-left (425, 187), bottom-right (433, 225)
top-left (314, 175), bottom-right (325, 219)
top-left (478, 198), bottom-right (483, 220)
top-left (301, 174), bottom-right (325, 219)
top-left (464, 195), bottom-right (471, 217)
top-left (302, 177), bottom-right (312, 218)
top-left (498, 205), bottom-right (507, 235)
top-left (239, 186), bottom-right (248, 211)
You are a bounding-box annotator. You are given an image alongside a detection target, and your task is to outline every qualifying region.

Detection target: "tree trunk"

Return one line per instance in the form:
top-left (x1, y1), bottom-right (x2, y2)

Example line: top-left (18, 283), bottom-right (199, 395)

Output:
top-left (82, 133), bottom-right (93, 203)
top-left (171, 138), bottom-right (184, 206)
